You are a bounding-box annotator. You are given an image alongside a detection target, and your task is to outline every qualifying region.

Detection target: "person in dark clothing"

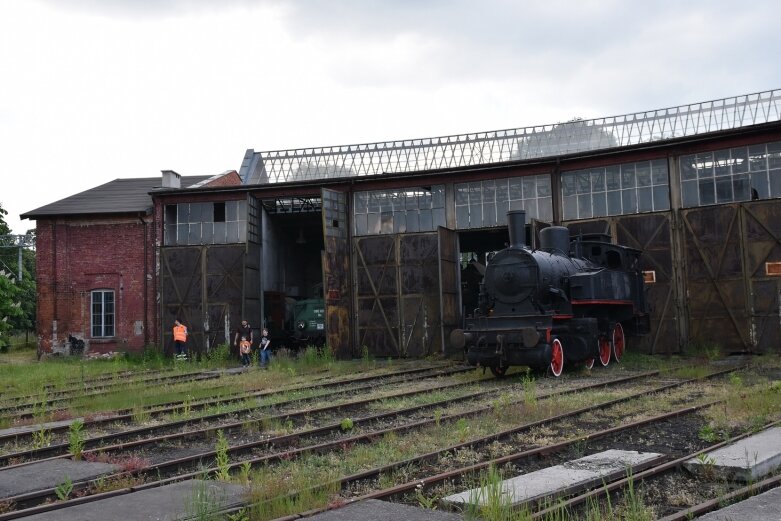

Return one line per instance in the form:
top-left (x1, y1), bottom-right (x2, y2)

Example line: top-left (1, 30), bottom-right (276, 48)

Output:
top-left (234, 319), bottom-right (253, 356)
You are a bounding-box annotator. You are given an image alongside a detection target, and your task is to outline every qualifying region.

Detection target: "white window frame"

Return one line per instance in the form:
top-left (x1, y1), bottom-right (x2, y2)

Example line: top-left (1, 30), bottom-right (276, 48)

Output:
top-left (91, 289), bottom-right (115, 338)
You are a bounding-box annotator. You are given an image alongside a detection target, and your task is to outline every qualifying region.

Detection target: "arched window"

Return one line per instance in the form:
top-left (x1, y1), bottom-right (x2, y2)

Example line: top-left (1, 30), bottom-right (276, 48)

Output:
top-left (91, 289), bottom-right (115, 337)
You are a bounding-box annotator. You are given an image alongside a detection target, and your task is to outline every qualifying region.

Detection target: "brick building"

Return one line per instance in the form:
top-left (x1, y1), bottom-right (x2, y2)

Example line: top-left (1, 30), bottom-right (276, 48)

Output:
top-left (22, 170), bottom-right (240, 355)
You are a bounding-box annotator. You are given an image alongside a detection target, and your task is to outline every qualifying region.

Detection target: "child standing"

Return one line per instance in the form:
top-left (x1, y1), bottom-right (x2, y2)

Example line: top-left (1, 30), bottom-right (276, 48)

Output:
top-left (259, 328), bottom-right (271, 368)
top-left (239, 336), bottom-right (252, 367)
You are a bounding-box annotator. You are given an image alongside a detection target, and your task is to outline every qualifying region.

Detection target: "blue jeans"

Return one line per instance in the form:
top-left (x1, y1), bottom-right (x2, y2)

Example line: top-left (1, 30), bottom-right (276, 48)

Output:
top-left (260, 348), bottom-right (271, 367)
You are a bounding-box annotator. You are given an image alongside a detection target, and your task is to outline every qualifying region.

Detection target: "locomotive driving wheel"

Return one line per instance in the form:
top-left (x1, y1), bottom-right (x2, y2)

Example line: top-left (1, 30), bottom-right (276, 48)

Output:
top-left (611, 323), bottom-right (625, 362)
top-left (490, 365), bottom-right (509, 378)
top-left (598, 336), bottom-right (611, 367)
top-left (550, 338), bottom-right (564, 377)
top-left (583, 357), bottom-right (595, 370)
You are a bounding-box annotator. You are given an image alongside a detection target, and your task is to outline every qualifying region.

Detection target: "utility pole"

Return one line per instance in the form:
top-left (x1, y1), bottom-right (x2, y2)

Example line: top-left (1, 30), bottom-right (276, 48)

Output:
top-left (0, 234), bottom-right (35, 282)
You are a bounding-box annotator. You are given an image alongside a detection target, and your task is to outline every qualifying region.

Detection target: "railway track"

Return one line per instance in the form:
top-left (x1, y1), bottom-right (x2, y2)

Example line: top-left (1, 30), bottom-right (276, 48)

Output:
top-left (0, 369), bottom-right (669, 517)
top-left (0, 362), bottom-right (760, 520)
top-left (0, 369), bottom-right (223, 419)
top-left (0, 363), bottom-right (478, 464)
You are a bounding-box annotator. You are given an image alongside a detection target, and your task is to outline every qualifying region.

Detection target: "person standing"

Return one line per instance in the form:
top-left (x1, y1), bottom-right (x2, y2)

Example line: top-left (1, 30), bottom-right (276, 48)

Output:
top-left (234, 319), bottom-right (253, 358)
top-left (239, 336), bottom-right (252, 367)
top-left (173, 319), bottom-right (188, 360)
top-left (259, 328), bottom-right (271, 368)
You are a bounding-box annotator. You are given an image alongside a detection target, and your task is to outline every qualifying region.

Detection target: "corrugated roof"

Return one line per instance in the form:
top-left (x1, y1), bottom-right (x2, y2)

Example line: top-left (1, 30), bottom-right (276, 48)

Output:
top-left (21, 176), bottom-right (212, 219)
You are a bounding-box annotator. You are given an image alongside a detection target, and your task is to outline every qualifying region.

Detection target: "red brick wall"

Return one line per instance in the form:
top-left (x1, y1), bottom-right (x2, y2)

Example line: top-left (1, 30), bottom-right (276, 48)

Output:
top-left (35, 215), bottom-right (155, 354)
top-left (204, 171), bottom-right (242, 187)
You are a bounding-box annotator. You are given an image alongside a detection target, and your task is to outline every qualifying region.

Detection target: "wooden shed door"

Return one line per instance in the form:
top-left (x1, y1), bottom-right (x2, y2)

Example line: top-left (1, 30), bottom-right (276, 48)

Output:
top-left (681, 204), bottom-right (751, 350)
top-left (161, 247), bottom-right (204, 356)
top-left (399, 233), bottom-right (439, 357)
top-left (354, 230), bottom-right (451, 358)
top-left (740, 201), bottom-right (781, 353)
top-left (355, 235), bottom-right (400, 357)
top-left (321, 188), bottom-right (352, 358)
top-left (614, 213), bottom-right (680, 354)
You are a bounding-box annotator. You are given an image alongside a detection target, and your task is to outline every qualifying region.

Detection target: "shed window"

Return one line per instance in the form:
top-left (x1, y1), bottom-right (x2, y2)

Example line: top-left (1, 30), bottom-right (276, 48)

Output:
top-left (680, 141), bottom-right (781, 207)
top-left (455, 174), bottom-right (553, 230)
top-left (91, 290), bottom-right (115, 338)
top-left (353, 186), bottom-right (446, 236)
top-left (562, 159), bottom-right (669, 220)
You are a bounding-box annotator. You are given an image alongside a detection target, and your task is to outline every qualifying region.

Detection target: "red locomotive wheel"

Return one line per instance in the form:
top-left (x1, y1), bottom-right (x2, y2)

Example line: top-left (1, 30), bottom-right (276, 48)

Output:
top-left (550, 338), bottom-right (564, 377)
top-left (599, 336), bottom-right (611, 367)
top-left (612, 323), bottom-right (625, 362)
top-left (584, 357), bottom-right (595, 370)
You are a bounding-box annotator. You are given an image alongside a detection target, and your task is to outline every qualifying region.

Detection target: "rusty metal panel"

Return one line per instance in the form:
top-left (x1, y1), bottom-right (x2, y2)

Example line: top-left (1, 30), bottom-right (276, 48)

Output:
top-left (438, 227), bottom-right (460, 357)
top-left (742, 201), bottom-right (781, 353)
top-left (682, 204), bottom-right (751, 350)
top-left (355, 235), bottom-right (399, 357)
top-left (615, 213), bottom-right (679, 354)
top-left (321, 189), bottom-right (352, 358)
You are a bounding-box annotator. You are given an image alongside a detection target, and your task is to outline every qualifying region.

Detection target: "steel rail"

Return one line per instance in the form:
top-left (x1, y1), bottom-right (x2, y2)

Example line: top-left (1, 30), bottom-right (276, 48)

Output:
top-left (0, 364), bottom-right (480, 465)
top-left (656, 473), bottom-right (781, 521)
top-left (0, 370), bottom-right (222, 418)
top-left (0, 368), bottom-right (169, 404)
top-left (275, 401), bottom-right (722, 521)
top-left (235, 366), bottom-right (743, 520)
top-left (0, 363), bottom-right (469, 445)
top-left (531, 417), bottom-right (781, 519)
top-left (0, 370), bottom-right (659, 518)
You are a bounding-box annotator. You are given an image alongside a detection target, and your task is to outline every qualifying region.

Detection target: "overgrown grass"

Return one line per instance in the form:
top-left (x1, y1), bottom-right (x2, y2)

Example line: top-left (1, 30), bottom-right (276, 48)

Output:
top-left (702, 373), bottom-right (781, 435)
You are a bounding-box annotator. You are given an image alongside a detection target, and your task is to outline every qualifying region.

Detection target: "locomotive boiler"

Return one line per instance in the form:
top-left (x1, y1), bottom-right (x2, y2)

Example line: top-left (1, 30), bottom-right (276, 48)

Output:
top-left (451, 210), bottom-right (649, 377)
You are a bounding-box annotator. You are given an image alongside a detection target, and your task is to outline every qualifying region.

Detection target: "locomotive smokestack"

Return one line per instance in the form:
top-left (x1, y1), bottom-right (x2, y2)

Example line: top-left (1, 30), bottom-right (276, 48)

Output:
top-left (507, 210), bottom-right (526, 249)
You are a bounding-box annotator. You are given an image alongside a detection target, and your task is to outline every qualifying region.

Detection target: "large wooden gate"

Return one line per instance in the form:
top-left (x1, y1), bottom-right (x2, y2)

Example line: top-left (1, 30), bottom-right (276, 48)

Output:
top-left (682, 201), bottom-right (781, 353)
top-left (161, 245), bottom-right (245, 356)
top-left (354, 230), bottom-right (456, 357)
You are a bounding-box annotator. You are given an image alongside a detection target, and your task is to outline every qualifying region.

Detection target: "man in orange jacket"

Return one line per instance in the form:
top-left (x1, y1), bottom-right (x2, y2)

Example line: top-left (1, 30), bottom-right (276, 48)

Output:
top-left (173, 319), bottom-right (188, 360)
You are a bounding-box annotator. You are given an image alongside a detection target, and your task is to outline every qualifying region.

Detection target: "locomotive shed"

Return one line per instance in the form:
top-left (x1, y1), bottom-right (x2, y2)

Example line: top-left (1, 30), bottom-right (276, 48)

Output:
top-left (21, 88), bottom-right (781, 361)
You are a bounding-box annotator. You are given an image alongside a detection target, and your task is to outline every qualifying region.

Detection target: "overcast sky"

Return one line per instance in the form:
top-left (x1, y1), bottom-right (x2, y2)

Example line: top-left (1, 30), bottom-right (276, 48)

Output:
top-left (1, 0), bottom-right (779, 233)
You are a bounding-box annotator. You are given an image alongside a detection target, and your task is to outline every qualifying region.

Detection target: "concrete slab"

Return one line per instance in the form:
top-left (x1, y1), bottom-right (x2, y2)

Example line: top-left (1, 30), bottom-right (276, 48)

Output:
top-left (0, 459), bottom-right (119, 498)
top-left (21, 479), bottom-right (248, 521)
top-left (0, 418), bottom-right (81, 438)
top-left (308, 499), bottom-right (463, 520)
top-left (684, 426), bottom-right (781, 482)
top-left (696, 486), bottom-right (781, 521)
top-left (442, 449), bottom-right (663, 509)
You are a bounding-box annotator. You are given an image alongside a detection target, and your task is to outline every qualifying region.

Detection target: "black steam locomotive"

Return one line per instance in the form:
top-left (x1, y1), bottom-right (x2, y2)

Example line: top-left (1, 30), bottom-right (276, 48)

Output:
top-left (451, 210), bottom-right (649, 377)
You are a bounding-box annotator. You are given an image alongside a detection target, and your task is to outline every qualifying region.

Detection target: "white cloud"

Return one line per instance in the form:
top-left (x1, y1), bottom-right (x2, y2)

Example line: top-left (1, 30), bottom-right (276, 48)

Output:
top-left (1, 0), bottom-right (779, 234)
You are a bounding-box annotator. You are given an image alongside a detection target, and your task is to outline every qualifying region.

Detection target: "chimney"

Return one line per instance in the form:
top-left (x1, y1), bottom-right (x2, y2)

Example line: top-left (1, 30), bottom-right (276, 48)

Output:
top-left (161, 170), bottom-right (181, 189)
top-left (507, 210), bottom-right (526, 249)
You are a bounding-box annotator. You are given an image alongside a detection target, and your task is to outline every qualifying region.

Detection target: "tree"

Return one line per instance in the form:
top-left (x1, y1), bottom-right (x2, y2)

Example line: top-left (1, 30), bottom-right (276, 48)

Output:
top-left (0, 202), bottom-right (32, 343)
